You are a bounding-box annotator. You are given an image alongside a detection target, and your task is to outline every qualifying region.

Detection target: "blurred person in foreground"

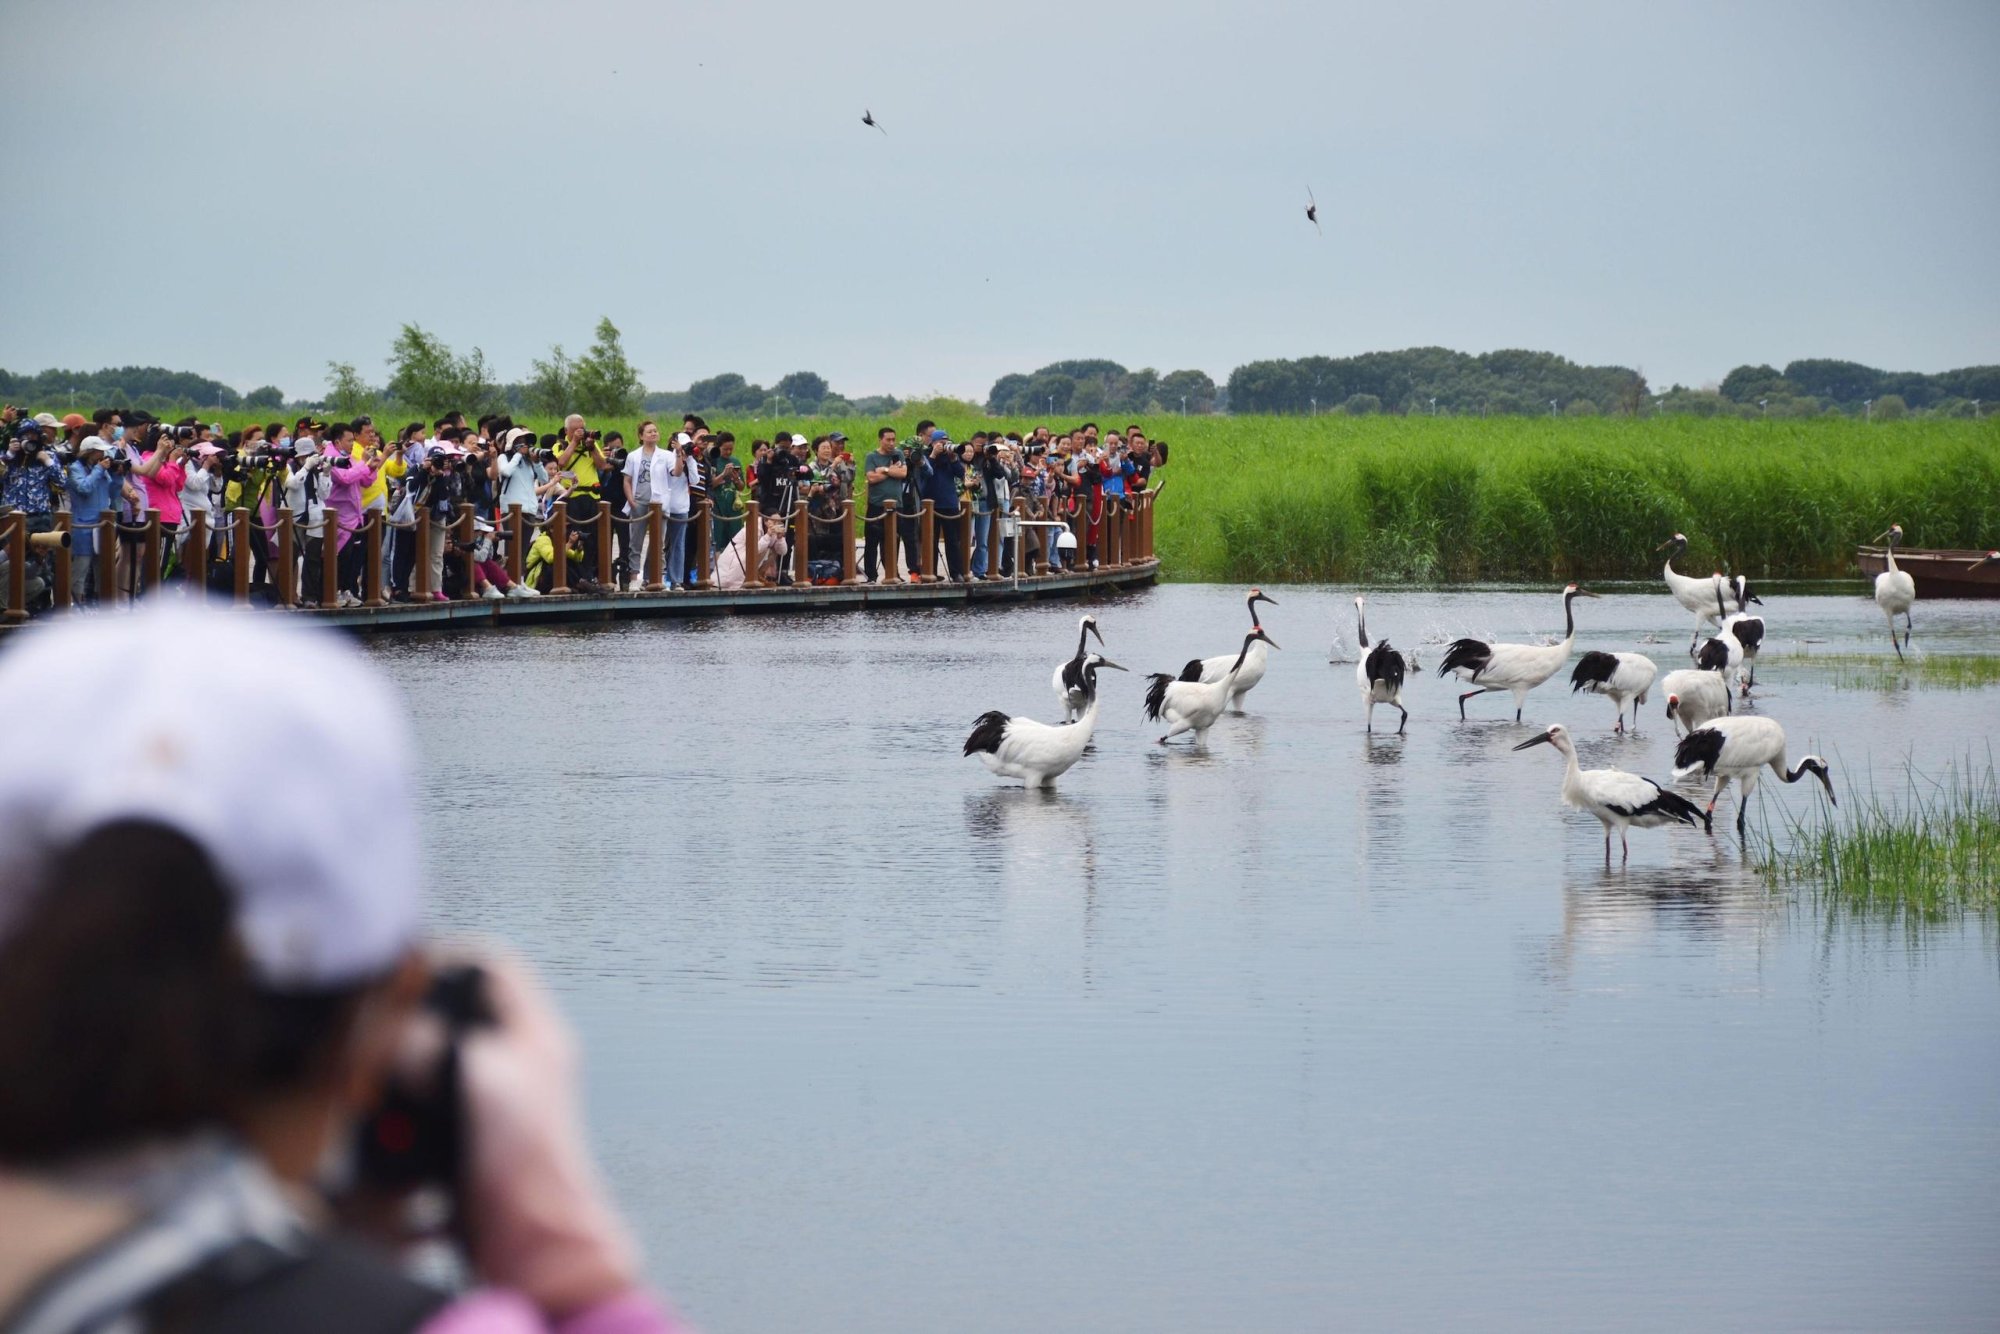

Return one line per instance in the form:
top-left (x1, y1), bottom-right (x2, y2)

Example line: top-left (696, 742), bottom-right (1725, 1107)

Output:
top-left (0, 605), bottom-right (689, 1333)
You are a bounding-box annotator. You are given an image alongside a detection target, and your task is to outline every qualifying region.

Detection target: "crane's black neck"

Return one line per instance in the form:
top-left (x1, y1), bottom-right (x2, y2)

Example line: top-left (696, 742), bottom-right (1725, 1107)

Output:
top-left (1246, 594), bottom-right (1260, 626)
top-left (1356, 604), bottom-right (1370, 649)
top-left (1562, 590), bottom-right (1579, 640)
top-left (1075, 622), bottom-right (1092, 659)
top-left (1230, 635), bottom-right (1258, 676)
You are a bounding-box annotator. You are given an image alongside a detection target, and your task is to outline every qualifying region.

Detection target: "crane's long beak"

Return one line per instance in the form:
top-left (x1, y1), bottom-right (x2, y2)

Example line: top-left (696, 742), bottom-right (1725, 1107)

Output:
top-left (1088, 621), bottom-right (1105, 647)
top-left (1253, 592), bottom-right (1279, 607)
top-left (1817, 768), bottom-right (1837, 805)
top-left (1512, 732), bottom-right (1555, 751)
top-left (1574, 589), bottom-right (1601, 598)
top-left (1258, 632), bottom-right (1281, 650)
top-left (1096, 657), bottom-right (1129, 672)
top-left (1655, 538), bottom-right (1677, 552)
top-left (1871, 529), bottom-right (1890, 543)
top-left (1971, 554), bottom-right (2000, 572)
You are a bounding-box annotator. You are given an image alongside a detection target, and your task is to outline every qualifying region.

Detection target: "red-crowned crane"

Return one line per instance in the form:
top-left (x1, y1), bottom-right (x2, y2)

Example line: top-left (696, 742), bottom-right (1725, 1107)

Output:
top-left (1717, 575), bottom-right (1766, 694)
top-left (1672, 715), bottom-right (1835, 836)
top-left (967, 652), bottom-right (1127, 786)
top-left (1871, 524), bottom-right (1916, 659)
top-left (1660, 660), bottom-right (1732, 736)
top-left (1197, 589), bottom-right (1280, 708)
top-left (1658, 533), bottom-right (1742, 653)
top-left (1051, 614), bottom-right (1107, 721)
top-left (1514, 723), bottom-right (1710, 861)
top-left (1569, 650), bottom-right (1657, 733)
top-left (1146, 628), bottom-right (1278, 745)
top-left (1438, 584), bottom-right (1598, 722)
top-left (1353, 595), bottom-right (1408, 733)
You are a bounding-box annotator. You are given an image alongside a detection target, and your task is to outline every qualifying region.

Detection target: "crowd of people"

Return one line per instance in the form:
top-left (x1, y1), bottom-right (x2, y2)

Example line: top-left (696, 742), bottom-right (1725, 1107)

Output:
top-left (0, 403), bottom-right (1165, 613)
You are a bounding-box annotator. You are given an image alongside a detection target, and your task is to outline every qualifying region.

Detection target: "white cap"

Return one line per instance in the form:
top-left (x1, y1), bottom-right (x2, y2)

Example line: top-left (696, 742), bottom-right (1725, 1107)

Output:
top-left (0, 604), bottom-right (422, 989)
top-left (791, 434), bottom-right (808, 446)
top-left (33, 412), bottom-right (59, 429)
top-left (673, 432), bottom-right (692, 446)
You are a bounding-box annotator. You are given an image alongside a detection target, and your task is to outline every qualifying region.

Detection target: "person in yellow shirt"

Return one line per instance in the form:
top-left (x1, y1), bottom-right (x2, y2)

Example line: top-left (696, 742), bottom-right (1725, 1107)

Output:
top-left (553, 415), bottom-right (608, 592)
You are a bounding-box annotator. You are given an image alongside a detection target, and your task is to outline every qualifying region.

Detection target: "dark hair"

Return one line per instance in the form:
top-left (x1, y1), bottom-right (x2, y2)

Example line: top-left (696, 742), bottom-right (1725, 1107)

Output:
top-left (602, 430), bottom-right (624, 447)
top-left (92, 408), bottom-right (118, 426)
top-left (713, 431), bottom-right (735, 446)
top-left (877, 426), bottom-right (895, 441)
top-left (265, 421), bottom-right (286, 440)
top-left (913, 419), bottom-right (936, 438)
top-left (0, 821), bottom-right (368, 1164)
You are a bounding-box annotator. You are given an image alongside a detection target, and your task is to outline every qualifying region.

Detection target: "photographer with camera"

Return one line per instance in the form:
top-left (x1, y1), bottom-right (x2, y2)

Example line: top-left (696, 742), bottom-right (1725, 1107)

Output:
top-left (921, 428), bottom-right (968, 582)
top-left (705, 433), bottom-right (743, 561)
top-left (553, 416), bottom-right (607, 594)
top-left (61, 436), bottom-right (119, 604)
top-left (970, 435), bottom-right (1012, 581)
top-left (413, 436), bottom-right (468, 602)
top-left (1, 420), bottom-right (64, 612)
top-left (861, 426), bottom-right (905, 583)
top-left (0, 607), bottom-right (687, 1334)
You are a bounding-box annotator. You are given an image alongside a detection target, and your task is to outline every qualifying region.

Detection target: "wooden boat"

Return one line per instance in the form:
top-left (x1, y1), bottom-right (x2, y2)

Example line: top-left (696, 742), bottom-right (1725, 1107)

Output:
top-left (1855, 545), bottom-right (2000, 599)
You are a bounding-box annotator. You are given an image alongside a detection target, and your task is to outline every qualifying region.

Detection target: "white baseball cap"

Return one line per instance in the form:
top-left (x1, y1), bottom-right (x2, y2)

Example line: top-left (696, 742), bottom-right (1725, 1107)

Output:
top-left (0, 604), bottom-right (422, 989)
top-left (790, 434), bottom-right (808, 447)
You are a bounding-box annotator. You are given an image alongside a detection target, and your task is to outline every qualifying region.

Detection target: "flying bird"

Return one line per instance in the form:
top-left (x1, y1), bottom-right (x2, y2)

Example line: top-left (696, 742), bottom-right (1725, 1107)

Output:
top-left (862, 109), bottom-right (887, 135)
top-left (1305, 186), bottom-right (1320, 235)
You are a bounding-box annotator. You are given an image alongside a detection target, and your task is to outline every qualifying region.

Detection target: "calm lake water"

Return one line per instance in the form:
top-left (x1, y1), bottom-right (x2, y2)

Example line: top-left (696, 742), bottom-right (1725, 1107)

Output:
top-left (369, 585), bottom-right (2000, 1334)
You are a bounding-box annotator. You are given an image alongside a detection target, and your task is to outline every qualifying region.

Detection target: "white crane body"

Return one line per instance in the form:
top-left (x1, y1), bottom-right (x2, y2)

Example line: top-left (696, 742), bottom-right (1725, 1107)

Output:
top-left (1514, 723), bottom-right (1710, 860)
top-left (970, 653), bottom-right (1126, 786)
top-left (1197, 589), bottom-right (1279, 707)
top-left (1438, 584), bottom-right (1597, 722)
top-left (1671, 715), bottom-right (1835, 835)
top-left (1052, 615), bottom-right (1108, 721)
top-left (1872, 525), bottom-right (1916, 660)
top-left (1353, 596), bottom-right (1408, 734)
top-left (1569, 650), bottom-right (1657, 733)
top-left (1660, 666), bottom-right (1731, 736)
top-left (1147, 629), bottom-right (1278, 744)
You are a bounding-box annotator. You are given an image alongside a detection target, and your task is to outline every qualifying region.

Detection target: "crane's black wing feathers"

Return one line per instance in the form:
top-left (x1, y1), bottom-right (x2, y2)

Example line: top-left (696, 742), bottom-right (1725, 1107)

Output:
top-left (1143, 674), bottom-right (1174, 721)
top-left (1365, 640), bottom-right (1405, 691)
top-left (1571, 650), bottom-right (1620, 692)
top-left (1606, 780), bottom-right (1711, 833)
top-left (1695, 638), bottom-right (1732, 672)
top-left (1438, 638), bottom-right (1491, 678)
top-left (1177, 658), bottom-right (1205, 683)
top-left (1673, 726), bottom-right (1727, 776)
top-left (963, 711), bottom-right (1010, 756)
top-left (1730, 617), bottom-right (1765, 651)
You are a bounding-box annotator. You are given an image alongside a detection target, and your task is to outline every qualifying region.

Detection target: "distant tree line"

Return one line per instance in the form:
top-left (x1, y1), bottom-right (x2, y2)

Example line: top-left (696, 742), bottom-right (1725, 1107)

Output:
top-left (7, 341), bottom-right (1996, 423)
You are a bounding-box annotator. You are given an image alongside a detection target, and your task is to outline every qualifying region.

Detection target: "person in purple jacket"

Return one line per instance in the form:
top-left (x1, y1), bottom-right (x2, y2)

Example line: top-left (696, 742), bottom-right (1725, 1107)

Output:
top-left (321, 421), bottom-right (379, 607)
top-left (0, 605), bottom-right (692, 1334)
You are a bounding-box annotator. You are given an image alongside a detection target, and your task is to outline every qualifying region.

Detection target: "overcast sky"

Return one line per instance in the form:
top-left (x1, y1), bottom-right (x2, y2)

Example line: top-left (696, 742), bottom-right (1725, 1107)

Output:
top-left (5, 0), bottom-right (1997, 402)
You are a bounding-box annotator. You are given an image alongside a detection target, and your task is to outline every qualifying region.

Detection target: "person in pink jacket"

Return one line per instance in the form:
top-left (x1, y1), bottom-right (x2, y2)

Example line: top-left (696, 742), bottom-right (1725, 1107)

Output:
top-left (0, 606), bottom-right (693, 1333)
top-left (319, 421), bottom-right (379, 605)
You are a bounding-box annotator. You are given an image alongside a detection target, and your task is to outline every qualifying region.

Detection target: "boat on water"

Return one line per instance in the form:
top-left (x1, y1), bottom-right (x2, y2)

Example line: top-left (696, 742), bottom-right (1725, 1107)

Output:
top-left (1855, 545), bottom-right (2000, 599)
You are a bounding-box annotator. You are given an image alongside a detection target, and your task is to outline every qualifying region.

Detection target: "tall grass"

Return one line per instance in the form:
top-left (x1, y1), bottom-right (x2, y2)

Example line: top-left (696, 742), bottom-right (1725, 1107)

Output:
top-left (203, 409), bottom-right (1999, 582)
top-left (1764, 756), bottom-right (2000, 926)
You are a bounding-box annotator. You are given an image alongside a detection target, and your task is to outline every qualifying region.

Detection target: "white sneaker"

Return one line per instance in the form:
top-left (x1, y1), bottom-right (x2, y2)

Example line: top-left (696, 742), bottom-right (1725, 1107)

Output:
top-left (517, 585), bottom-right (542, 597)
top-left (481, 584), bottom-right (504, 600)
top-left (505, 585), bottom-right (527, 599)
top-left (338, 591), bottom-right (360, 607)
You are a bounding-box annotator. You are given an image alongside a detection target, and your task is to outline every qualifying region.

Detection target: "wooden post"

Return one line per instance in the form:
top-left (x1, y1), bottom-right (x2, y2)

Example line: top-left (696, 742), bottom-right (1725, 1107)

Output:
top-left (98, 511), bottom-right (116, 603)
top-left (363, 512), bottom-right (386, 607)
top-left (51, 513), bottom-right (72, 610)
top-left (644, 502), bottom-right (666, 591)
top-left (1145, 491), bottom-right (1156, 559)
top-left (742, 501), bottom-right (764, 589)
top-left (232, 509), bottom-right (251, 606)
top-left (791, 501), bottom-right (809, 588)
top-left (919, 500), bottom-right (936, 582)
top-left (2, 514), bottom-right (24, 624)
top-left (142, 510), bottom-right (161, 594)
top-left (1012, 495), bottom-right (1027, 579)
top-left (1108, 500), bottom-right (1124, 568)
top-left (505, 508), bottom-right (525, 585)
top-left (547, 503), bottom-right (570, 595)
top-left (693, 499), bottom-right (714, 590)
top-left (276, 511), bottom-right (296, 607)
top-left (320, 515), bottom-right (340, 610)
top-left (840, 503), bottom-right (862, 584)
top-left (958, 506), bottom-right (973, 581)
top-left (187, 510), bottom-right (209, 597)
top-left (453, 504), bottom-right (476, 598)
top-left (595, 502), bottom-right (613, 589)
top-left (883, 501), bottom-right (901, 583)
top-left (412, 512), bottom-right (431, 599)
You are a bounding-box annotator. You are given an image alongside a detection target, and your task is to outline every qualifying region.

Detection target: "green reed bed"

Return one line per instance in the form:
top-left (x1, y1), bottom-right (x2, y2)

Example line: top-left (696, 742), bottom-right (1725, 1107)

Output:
top-left (1793, 653), bottom-right (2000, 693)
top-left (197, 410), bottom-right (1998, 583)
top-left (1764, 757), bottom-right (2000, 925)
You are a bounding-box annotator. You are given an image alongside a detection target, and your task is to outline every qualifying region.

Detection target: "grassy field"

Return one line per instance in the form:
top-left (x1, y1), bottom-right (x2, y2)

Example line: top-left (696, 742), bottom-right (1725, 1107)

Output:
top-left (199, 411), bottom-right (2000, 583)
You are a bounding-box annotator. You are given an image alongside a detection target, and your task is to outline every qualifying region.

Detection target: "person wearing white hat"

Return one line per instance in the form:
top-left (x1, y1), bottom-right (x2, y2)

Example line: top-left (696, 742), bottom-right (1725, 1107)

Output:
top-left (62, 436), bottom-right (119, 604)
top-left (0, 607), bottom-right (685, 1333)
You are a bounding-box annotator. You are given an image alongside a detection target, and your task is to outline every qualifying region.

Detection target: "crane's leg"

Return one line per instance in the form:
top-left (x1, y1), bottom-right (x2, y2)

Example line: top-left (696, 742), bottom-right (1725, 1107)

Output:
top-left (1158, 717), bottom-right (1193, 745)
top-left (1395, 702), bottom-right (1408, 735)
top-left (1614, 700), bottom-right (1626, 734)
top-left (1365, 698), bottom-right (1374, 733)
top-left (1457, 688), bottom-right (1489, 719)
top-left (1603, 825), bottom-right (1612, 863)
top-left (1620, 826), bottom-right (1630, 861)
top-left (1887, 613), bottom-right (1904, 661)
top-left (1513, 689), bottom-right (1528, 723)
top-left (1904, 610), bottom-right (1914, 651)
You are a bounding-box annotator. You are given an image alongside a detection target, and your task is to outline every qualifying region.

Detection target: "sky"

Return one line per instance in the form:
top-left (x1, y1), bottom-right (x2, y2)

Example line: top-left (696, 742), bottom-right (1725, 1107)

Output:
top-left (4, 0), bottom-right (1998, 403)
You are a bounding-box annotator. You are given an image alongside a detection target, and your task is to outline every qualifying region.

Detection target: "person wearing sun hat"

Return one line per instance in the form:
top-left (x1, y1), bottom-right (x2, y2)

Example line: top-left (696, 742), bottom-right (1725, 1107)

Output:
top-left (0, 606), bottom-right (688, 1333)
top-left (62, 436), bottom-right (119, 603)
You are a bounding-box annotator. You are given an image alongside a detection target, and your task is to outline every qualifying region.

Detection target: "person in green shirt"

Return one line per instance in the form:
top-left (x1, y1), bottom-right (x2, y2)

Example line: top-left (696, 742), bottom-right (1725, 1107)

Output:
top-left (862, 425), bottom-right (906, 583)
top-left (706, 433), bottom-right (745, 555)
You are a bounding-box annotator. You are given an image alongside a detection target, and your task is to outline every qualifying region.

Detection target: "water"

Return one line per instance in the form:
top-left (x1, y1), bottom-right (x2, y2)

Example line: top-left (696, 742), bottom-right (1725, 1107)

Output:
top-left (369, 586), bottom-right (2000, 1333)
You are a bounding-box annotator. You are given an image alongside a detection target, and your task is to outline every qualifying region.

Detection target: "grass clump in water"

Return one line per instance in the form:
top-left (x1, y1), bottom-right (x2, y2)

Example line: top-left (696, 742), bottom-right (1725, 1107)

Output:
top-left (1799, 654), bottom-right (2000, 692)
top-left (1764, 756), bottom-right (2000, 924)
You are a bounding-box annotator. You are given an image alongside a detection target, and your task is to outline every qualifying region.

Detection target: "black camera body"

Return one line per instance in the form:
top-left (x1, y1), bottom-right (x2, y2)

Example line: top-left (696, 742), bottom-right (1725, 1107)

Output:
top-left (351, 965), bottom-right (497, 1195)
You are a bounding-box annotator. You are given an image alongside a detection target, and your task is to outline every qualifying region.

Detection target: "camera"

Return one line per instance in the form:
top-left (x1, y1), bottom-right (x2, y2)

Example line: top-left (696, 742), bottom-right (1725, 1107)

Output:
top-left (351, 964), bottom-right (497, 1197)
top-left (533, 447), bottom-right (558, 464)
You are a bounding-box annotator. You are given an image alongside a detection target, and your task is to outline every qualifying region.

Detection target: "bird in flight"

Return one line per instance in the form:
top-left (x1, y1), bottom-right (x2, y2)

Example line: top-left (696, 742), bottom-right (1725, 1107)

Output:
top-left (862, 109), bottom-right (887, 134)
top-left (1305, 186), bottom-right (1321, 235)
